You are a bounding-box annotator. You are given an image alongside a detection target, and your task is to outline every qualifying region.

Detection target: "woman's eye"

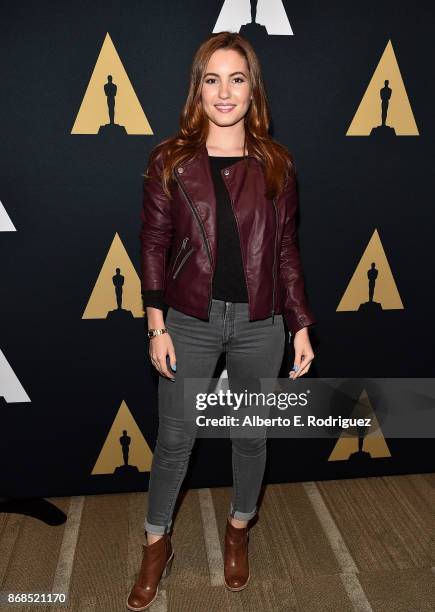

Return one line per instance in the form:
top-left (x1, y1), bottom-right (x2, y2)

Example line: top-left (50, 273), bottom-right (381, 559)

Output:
top-left (204, 77), bottom-right (245, 84)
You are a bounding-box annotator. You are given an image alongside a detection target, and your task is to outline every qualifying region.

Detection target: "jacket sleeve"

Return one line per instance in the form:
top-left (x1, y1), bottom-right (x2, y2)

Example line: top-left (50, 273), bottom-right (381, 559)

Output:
top-left (142, 289), bottom-right (167, 311)
top-left (278, 156), bottom-right (317, 336)
top-left (139, 151), bottom-right (174, 293)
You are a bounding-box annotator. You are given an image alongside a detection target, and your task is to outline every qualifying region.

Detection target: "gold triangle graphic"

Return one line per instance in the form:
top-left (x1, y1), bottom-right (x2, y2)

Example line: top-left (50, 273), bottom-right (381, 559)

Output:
top-left (337, 229), bottom-right (404, 312)
top-left (82, 232), bottom-right (144, 319)
top-left (328, 389), bottom-right (391, 461)
top-left (91, 400), bottom-right (153, 474)
top-left (71, 32), bottom-right (153, 135)
top-left (347, 39), bottom-right (419, 136)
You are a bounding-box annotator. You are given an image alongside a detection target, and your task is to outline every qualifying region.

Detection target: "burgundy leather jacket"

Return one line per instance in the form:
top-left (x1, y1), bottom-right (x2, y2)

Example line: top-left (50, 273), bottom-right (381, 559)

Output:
top-left (139, 142), bottom-right (316, 336)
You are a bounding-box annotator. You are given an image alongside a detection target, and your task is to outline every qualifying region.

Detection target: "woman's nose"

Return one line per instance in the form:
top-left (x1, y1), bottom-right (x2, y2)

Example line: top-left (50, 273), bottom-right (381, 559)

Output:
top-left (218, 85), bottom-right (231, 98)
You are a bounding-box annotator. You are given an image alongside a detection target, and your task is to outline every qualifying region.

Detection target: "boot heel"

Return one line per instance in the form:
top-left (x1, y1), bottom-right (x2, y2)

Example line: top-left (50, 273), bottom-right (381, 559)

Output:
top-left (162, 552), bottom-right (174, 578)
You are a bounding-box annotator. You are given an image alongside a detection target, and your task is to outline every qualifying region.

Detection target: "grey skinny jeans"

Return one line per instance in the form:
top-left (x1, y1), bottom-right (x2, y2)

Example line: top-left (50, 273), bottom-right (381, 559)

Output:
top-left (145, 298), bottom-right (286, 535)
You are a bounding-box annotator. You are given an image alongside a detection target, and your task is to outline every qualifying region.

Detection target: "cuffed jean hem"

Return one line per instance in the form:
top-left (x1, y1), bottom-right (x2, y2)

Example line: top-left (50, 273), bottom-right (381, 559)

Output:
top-left (144, 518), bottom-right (173, 535)
top-left (229, 501), bottom-right (257, 522)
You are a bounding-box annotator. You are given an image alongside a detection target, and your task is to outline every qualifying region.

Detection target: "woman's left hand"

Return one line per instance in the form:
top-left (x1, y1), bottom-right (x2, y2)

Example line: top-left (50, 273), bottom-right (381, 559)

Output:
top-left (289, 327), bottom-right (315, 379)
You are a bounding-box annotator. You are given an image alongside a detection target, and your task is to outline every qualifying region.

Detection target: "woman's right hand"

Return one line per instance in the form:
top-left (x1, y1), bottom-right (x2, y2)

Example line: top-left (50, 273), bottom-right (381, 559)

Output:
top-left (149, 333), bottom-right (177, 380)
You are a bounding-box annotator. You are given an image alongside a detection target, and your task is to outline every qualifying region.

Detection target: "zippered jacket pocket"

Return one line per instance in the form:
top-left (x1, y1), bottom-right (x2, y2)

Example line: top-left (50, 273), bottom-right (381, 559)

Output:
top-left (171, 237), bottom-right (195, 279)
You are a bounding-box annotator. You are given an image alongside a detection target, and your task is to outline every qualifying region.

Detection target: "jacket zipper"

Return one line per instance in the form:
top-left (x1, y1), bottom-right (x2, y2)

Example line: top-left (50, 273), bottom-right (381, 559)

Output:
top-left (226, 191), bottom-right (251, 315)
top-left (271, 197), bottom-right (278, 325)
top-left (219, 166), bottom-right (250, 316)
top-left (172, 246), bottom-right (194, 279)
top-left (173, 171), bottom-right (214, 316)
top-left (171, 236), bottom-right (189, 276)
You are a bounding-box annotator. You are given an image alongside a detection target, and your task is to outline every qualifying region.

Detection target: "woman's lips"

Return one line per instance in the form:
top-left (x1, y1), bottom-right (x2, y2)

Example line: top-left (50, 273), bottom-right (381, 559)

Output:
top-left (215, 104), bottom-right (236, 113)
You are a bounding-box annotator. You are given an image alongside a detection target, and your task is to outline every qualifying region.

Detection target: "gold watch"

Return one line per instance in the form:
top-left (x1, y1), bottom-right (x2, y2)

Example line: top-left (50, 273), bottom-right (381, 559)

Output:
top-left (147, 327), bottom-right (168, 339)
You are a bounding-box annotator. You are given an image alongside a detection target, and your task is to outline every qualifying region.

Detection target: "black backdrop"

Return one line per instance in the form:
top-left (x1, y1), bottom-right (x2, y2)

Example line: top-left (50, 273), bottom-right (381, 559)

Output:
top-left (1, 1), bottom-right (434, 499)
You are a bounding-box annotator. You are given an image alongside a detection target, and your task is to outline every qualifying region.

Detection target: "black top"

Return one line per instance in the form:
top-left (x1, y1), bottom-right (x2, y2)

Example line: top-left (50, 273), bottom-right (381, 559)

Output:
top-left (142, 154), bottom-right (249, 311)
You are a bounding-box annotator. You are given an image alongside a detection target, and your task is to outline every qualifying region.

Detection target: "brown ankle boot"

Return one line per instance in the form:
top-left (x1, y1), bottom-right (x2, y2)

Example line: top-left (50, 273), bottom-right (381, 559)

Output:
top-left (126, 534), bottom-right (174, 611)
top-left (224, 516), bottom-right (250, 591)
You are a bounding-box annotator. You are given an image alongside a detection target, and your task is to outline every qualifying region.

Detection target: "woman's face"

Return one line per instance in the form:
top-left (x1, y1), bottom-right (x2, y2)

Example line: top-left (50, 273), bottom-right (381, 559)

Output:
top-left (201, 48), bottom-right (252, 129)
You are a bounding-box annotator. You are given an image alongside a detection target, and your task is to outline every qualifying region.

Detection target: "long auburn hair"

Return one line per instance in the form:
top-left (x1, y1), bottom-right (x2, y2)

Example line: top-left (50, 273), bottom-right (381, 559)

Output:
top-left (144, 31), bottom-right (294, 200)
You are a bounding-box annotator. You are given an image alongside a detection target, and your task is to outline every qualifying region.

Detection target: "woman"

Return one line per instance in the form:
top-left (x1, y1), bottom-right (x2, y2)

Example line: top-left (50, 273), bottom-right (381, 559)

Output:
top-left (127, 30), bottom-right (316, 611)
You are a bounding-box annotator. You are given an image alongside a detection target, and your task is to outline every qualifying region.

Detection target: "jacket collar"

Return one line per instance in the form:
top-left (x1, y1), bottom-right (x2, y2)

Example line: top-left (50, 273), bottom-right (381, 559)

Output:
top-left (172, 141), bottom-right (264, 214)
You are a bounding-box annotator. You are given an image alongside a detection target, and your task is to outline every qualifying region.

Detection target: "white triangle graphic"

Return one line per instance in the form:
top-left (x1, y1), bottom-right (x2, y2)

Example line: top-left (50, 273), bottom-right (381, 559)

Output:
top-left (0, 349), bottom-right (31, 403)
top-left (0, 200), bottom-right (17, 232)
top-left (213, 0), bottom-right (293, 35)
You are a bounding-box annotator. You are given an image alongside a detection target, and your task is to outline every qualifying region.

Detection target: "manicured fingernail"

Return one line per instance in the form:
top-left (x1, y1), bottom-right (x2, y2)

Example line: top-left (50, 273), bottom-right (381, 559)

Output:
top-left (171, 364), bottom-right (177, 371)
